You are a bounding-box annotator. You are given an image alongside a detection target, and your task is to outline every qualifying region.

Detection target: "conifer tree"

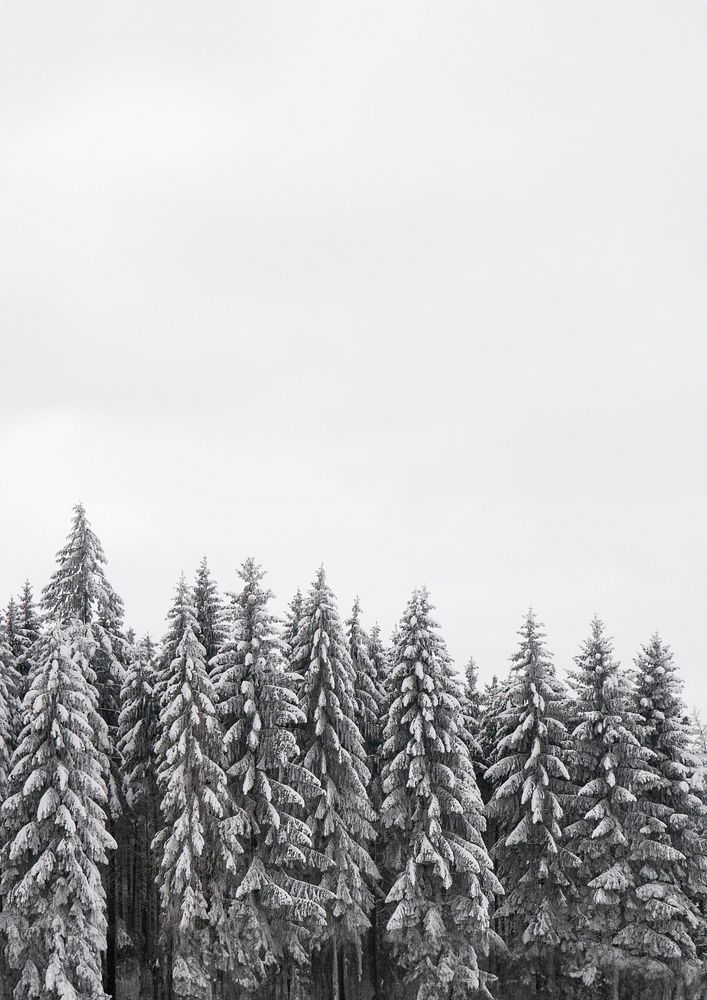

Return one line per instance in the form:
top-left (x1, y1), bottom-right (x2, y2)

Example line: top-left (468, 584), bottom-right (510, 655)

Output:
top-left (346, 597), bottom-right (383, 752)
top-left (192, 556), bottom-right (226, 667)
top-left (41, 504), bottom-right (127, 733)
top-left (565, 617), bottom-right (653, 994)
top-left (3, 599), bottom-right (21, 660)
top-left (0, 634), bottom-right (20, 804)
top-left (0, 624), bottom-right (116, 1000)
top-left (295, 567), bottom-right (378, 999)
top-left (153, 614), bottom-right (245, 998)
top-left (380, 589), bottom-right (501, 999)
top-left (154, 574), bottom-right (197, 712)
top-left (614, 635), bottom-right (707, 995)
top-left (16, 582), bottom-right (41, 656)
top-left (367, 623), bottom-right (389, 700)
top-left (486, 610), bottom-right (574, 996)
top-left (118, 639), bottom-right (161, 985)
top-left (211, 558), bottom-right (330, 988)
top-left (283, 588), bottom-right (304, 656)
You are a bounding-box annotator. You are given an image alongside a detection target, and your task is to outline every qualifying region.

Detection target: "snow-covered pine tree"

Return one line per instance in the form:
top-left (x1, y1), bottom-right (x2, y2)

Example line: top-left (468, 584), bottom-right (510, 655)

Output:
top-left (565, 617), bottom-right (653, 995)
top-left (295, 567), bottom-right (378, 1000)
top-left (614, 635), bottom-right (707, 996)
top-left (0, 624), bottom-right (116, 1000)
top-left (16, 582), bottom-right (40, 657)
top-left (41, 504), bottom-right (126, 996)
top-left (192, 556), bottom-right (226, 667)
top-left (211, 558), bottom-right (330, 990)
top-left (485, 610), bottom-right (574, 997)
top-left (153, 610), bottom-right (245, 999)
top-left (460, 654), bottom-right (487, 785)
top-left (367, 623), bottom-right (389, 701)
top-left (346, 597), bottom-right (383, 753)
top-left (379, 587), bottom-right (501, 1000)
top-left (0, 632), bottom-right (20, 805)
top-left (117, 639), bottom-right (161, 989)
top-left (3, 599), bottom-right (21, 661)
top-left (154, 574), bottom-right (198, 712)
top-left (42, 503), bottom-right (127, 734)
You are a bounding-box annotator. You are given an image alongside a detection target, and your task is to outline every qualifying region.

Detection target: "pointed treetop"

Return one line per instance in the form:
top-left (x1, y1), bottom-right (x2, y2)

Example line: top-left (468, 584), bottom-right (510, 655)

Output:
top-left (42, 502), bottom-right (124, 631)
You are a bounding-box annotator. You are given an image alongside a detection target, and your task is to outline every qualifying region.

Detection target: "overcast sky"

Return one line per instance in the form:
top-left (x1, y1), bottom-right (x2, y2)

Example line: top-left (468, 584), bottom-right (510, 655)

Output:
top-left (1, 2), bottom-right (705, 705)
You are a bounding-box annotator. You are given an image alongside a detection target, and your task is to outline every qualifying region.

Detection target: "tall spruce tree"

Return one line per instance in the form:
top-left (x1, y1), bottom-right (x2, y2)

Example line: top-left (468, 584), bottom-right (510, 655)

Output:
top-left (485, 610), bottom-right (574, 997)
top-left (211, 558), bottom-right (330, 989)
top-left (565, 617), bottom-right (653, 994)
top-left (153, 612), bottom-right (245, 998)
top-left (294, 567), bottom-right (378, 999)
top-left (614, 635), bottom-right (707, 996)
top-left (192, 557), bottom-right (226, 667)
top-left (0, 624), bottom-right (116, 1000)
top-left (379, 588), bottom-right (501, 1000)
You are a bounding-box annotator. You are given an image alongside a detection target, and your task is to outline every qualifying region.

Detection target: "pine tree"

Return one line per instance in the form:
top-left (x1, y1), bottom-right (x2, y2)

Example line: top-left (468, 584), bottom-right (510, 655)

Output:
top-left (485, 610), bottom-right (574, 997)
top-left (211, 558), bottom-right (330, 988)
top-left (0, 633), bottom-right (20, 804)
top-left (42, 503), bottom-right (127, 733)
top-left (154, 574), bottom-right (197, 712)
top-left (614, 635), bottom-right (706, 995)
top-left (379, 588), bottom-right (500, 1000)
top-left (0, 624), bottom-right (116, 1000)
top-left (192, 556), bottom-right (226, 667)
top-left (16, 582), bottom-right (41, 657)
top-left (346, 598), bottom-right (383, 752)
top-left (295, 567), bottom-right (378, 999)
top-left (118, 640), bottom-right (161, 976)
top-left (367, 623), bottom-right (389, 700)
top-left (153, 614), bottom-right (245, 998)
top-left (565, 617), bottom-right (652, 993)
top-left (3, 599), bottom-right (22, 660)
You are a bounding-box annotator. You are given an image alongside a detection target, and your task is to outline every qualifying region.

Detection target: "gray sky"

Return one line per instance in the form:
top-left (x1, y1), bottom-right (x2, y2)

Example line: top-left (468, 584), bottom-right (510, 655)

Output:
top-left (1, 2), bottom-right (706, 705)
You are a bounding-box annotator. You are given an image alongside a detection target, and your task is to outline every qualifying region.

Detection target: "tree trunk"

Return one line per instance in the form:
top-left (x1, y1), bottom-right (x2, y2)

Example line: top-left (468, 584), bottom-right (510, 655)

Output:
top-left (611, 966), bottom-right (620, 1000)
top-left (105, 847), bottom-right (117, 998)
top-left (332, 944), bottom-right (340, 1000)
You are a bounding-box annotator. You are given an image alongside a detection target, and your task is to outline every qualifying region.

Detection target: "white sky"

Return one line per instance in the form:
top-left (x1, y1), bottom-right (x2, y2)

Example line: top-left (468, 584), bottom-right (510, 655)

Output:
top-left (1, 2), bottom-right (706, 706)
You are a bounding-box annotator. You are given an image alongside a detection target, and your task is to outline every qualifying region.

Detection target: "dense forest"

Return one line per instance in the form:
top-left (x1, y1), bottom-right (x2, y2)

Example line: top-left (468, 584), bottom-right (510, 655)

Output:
top-left (0, 504), bottom-right (706, 1000)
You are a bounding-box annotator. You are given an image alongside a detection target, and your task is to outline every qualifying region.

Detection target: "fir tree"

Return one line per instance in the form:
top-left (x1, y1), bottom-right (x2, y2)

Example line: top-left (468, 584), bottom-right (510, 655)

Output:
top-left (295, 567), bottom-right (378, 999)
top-left (3, 599), bottom-right (21, 660)
top-left (486, 610), bottom-right (574, 996)
top-left (211, 558), bottom-right (330, 987)
top-left (565, 617), bottom-right (652, 993)
top-left (380, 588), bottom-right (500, 1000)
top-left (0, 633), bottom-right (20, 804)
top-left (192, 556), bottom-right (226, 667)
top-left (154, 574), bottom-right (197, 712)
top-left (615, 635), bottom-right (706, 995)
top-left (346, 597), bottom-right (383, 751)
top-left (367, 623), bottom-right (389, 700)
top-left (0, 624), bottom-right (116, 1000)
top-left (153, 615), bottom-right (245, 998)
top-left (16, 582), bottom-right (41, 657)
top-left (41, 504), bottom-right (127, 733)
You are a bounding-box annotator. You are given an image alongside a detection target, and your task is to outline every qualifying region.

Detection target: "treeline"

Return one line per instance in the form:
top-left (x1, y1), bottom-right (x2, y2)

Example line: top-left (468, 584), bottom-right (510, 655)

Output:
top-left (0, 504), bottom-right (705, 1000)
